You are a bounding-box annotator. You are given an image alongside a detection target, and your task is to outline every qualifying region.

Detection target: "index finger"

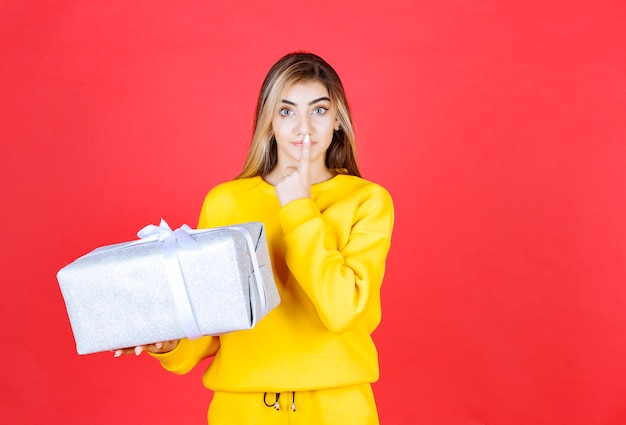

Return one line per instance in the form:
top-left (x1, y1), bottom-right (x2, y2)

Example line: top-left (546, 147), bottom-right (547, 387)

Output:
top-left (299, 134), bottom-right (311, 175)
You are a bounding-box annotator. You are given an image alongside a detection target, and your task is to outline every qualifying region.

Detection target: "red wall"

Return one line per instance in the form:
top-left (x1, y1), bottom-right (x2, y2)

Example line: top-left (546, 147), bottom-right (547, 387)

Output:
top-left (2, 1), bottom-right (626, 424)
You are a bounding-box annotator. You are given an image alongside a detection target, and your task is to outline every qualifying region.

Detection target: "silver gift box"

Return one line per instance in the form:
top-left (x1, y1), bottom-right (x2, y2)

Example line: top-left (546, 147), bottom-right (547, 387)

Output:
top-left (57, 221), bottom-right (280, 355)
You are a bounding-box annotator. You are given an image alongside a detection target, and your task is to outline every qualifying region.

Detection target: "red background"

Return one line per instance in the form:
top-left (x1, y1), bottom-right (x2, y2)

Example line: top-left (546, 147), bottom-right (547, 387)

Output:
top-left (2, 1), bottom-right (626, 424)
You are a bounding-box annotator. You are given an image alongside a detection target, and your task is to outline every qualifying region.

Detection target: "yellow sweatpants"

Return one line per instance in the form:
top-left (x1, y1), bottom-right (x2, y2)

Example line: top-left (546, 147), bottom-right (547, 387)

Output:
top-left (207, 384), bottom-right (379, 425)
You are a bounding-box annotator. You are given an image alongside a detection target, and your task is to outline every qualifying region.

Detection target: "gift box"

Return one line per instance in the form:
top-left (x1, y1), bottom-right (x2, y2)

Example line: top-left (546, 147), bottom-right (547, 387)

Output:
top-left (57, 220), bottom-right (280, 355)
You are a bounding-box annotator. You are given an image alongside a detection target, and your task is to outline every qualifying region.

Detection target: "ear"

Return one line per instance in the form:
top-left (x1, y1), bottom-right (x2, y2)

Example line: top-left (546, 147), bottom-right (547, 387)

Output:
top-left (334, 119), bottom-right (340, 131)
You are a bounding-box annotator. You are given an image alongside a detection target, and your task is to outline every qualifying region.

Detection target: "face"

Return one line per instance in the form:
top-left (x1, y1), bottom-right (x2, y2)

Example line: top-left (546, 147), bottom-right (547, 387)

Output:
top-left (271, 80), bottom-right (339, 171)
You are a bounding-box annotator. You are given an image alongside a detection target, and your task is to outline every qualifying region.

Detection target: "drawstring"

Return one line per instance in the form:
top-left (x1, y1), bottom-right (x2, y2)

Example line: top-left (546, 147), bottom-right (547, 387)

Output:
top-left (263, 392), bottom-right (296, 412)
top-left (263, 392), bottom-right (280, 410)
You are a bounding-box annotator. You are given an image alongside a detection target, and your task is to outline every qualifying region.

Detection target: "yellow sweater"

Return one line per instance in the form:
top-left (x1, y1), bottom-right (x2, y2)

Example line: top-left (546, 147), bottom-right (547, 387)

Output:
top-left (152, 174), bottom-right (394, 392)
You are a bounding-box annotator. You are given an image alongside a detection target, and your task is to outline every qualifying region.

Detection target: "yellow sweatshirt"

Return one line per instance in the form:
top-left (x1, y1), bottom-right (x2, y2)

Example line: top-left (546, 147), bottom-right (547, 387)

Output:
top-left (152, 174), bottom-right (394, 392)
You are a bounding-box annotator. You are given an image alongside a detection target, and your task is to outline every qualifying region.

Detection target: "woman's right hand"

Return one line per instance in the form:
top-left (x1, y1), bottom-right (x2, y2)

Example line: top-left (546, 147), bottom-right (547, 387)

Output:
top-left (113, 340), bottom-right (180, 357)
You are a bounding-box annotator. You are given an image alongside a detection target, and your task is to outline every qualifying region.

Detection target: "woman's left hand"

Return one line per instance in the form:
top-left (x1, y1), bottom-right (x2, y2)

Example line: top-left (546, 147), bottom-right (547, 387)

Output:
top-left (274, 134), bottom-right (311, 206)
top-left (112, 340), bottom-right (179, 357)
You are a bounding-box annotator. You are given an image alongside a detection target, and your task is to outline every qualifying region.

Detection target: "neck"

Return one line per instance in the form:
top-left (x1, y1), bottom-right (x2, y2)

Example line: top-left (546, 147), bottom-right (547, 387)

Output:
top-left (310, 167), bottom-right (336, 184)
top-left (264, 164), bottom-right (335, 186)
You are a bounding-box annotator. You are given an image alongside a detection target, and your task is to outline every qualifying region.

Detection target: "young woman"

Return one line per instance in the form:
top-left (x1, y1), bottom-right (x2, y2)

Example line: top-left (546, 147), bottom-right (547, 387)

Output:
top-left (116, 52), bottom-right (394, 424)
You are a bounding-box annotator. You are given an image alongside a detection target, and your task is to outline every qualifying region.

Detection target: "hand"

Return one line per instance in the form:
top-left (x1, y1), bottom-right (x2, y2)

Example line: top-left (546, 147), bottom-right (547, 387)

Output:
top-left (274, 134), bottom-right (311, 206)
top-left (113, 340), bottom-right (179, 357)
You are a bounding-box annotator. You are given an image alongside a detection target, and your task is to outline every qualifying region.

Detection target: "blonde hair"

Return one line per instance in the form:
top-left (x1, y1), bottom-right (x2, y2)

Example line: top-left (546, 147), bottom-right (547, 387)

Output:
top-left (237, 52), bottom-right (361, 179)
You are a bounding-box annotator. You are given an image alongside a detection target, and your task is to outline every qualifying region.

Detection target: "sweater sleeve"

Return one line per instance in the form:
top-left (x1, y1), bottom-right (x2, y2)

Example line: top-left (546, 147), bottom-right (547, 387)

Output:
top-left (279, 185), bottom-right (394, 333)
top-left (148, 335), bottom-right (219, 374)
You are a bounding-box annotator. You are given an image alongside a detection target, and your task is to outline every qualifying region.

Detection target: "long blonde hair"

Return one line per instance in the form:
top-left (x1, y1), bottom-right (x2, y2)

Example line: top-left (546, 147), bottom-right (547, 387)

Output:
top-left (237, 52), bottom-right (361, 179)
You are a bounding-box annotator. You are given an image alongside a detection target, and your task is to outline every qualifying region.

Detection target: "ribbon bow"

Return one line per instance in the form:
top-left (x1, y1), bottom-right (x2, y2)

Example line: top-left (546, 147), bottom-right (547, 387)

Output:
top-left (137, 219), bottom-right (199, 250)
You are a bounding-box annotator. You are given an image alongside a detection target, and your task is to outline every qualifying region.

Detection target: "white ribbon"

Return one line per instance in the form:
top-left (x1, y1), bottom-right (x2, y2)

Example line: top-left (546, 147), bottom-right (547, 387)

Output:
top-left (137, 219), bottom-right (203, 340)
top-left (136, 220), bottom-right (268, 338)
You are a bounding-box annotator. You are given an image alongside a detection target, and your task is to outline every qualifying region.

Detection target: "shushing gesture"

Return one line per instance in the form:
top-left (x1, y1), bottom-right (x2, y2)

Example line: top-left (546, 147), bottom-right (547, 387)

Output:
top-left (274, 134), bottom-right (311, 206)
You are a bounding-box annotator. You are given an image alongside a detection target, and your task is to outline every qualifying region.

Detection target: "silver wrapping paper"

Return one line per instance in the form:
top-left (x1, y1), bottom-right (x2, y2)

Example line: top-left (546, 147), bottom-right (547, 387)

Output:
top-left (57, 222), bottom-right (279, 355)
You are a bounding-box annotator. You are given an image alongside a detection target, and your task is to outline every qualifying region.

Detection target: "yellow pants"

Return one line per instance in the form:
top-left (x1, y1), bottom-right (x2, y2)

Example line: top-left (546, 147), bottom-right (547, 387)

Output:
top-left (207, 384), bottom-right (379, 425)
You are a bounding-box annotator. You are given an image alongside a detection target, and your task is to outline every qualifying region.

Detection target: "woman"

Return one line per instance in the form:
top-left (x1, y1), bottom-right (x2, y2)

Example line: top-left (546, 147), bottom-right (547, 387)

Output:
top-left (116, 52), bottom-right (394, 424)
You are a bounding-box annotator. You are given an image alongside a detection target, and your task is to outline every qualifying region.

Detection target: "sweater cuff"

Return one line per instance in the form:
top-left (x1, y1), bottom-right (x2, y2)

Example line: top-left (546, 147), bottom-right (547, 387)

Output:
top-left (279, 198), bottom-right (320, 233)
top-left (147, 338), bottom-right (193, 371)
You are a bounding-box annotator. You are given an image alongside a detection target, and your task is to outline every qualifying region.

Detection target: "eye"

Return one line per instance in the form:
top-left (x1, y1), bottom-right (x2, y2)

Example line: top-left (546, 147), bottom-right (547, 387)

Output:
top-left (313, 107), bottom-right (328, 115)
top-left (279, 108), bottom-right (294, 117)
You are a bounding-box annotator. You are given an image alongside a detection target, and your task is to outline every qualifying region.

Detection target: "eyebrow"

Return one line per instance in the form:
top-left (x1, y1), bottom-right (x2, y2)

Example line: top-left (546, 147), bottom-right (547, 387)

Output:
top-left (280, 96), bottom-right (331, 106)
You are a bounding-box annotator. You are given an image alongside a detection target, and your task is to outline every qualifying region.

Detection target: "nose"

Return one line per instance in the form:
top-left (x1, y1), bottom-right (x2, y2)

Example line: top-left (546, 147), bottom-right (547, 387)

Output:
top-left (296, 113), bottom-right (312, 137)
